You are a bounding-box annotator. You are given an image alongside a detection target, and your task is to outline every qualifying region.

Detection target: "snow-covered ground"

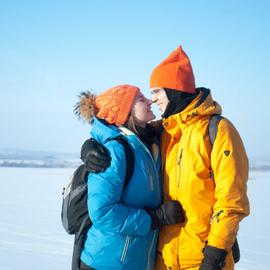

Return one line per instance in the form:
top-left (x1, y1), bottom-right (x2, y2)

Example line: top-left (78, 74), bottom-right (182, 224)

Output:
top-left (0, 168), bottom-right (74, 270)
top-left (236, 171), bottom-right (270, 270)
top-left (0, 168), bottom-right (269, 270)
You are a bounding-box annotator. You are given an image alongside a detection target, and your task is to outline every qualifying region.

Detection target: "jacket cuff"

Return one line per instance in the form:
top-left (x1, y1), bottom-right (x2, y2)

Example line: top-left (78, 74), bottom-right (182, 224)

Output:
top-left (207, 232), bottom-right (233, 250)
top-left (144, 208), bottom-right (159, 230)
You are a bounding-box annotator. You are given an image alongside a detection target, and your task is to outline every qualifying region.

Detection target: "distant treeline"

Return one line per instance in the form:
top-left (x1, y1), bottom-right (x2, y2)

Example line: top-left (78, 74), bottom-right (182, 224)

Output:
top-left (249, 165), bottom-right (270, 171)
top-left (0, 161), bottom-right (270, 171)
top-left (0, 161), bottom-right (79, 168)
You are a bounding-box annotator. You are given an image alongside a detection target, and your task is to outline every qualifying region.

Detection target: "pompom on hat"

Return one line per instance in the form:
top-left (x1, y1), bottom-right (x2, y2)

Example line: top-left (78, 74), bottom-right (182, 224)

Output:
top-left (74, 84), bottom-right (139, 126)
top-left (150, 46), bottom-right (196, 93)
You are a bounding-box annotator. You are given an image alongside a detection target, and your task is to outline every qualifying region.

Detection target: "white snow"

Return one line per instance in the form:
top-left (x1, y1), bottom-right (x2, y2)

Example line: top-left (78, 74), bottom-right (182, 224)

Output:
top-left (0, 168), bottom-right (74, 270)
top-left (0, 168), bottom-right (269, 269)
top-left (236, 171), bottom-right (270, 270)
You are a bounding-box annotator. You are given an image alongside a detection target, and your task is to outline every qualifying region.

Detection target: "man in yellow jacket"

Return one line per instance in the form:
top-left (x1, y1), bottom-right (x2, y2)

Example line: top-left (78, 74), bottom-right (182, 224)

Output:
top-left (150, 46), bottom-right (250, 270)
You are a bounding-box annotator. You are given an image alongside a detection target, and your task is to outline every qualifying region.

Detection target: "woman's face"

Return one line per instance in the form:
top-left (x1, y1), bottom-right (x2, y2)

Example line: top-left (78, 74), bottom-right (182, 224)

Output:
top-left (131, 91), bottom-right (156, 127)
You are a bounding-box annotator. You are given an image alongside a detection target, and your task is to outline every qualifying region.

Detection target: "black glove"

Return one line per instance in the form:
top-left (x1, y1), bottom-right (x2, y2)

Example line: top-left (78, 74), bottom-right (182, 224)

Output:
top-left (200, 245), bottom-right (227, 270)
top-left (145, 200), bottom-right (185, 229)
top-left (81, 138), bottom-right (111, 173)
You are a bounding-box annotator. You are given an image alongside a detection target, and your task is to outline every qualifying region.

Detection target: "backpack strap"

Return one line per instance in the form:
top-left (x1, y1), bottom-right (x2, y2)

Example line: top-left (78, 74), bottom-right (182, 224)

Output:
top-left (208, 115), bottom-right (224, 146)
top-left (113, 136), bottom-right (135, 188)
top-left (208, 115), bottom-right (224, 178)
top-left (208, 115), bottom-right (240, 263)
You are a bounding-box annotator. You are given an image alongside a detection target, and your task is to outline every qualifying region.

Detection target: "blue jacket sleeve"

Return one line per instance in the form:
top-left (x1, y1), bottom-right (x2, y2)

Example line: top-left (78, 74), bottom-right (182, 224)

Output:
top-left (87, 140), bottom-right (152, 237)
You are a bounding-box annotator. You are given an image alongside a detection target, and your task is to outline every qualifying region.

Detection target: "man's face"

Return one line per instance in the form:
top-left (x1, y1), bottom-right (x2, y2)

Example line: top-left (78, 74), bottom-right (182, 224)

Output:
top-left (151, 87), bottom-right (169, 113)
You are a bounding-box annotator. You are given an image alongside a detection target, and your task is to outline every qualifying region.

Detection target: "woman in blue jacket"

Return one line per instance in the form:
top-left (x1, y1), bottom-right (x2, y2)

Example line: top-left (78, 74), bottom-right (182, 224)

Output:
top-left (74, 84), bottom-right (184, 270)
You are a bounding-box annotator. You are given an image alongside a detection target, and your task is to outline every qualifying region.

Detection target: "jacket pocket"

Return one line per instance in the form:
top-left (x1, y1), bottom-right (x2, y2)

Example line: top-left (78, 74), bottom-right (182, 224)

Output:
top-left (120, 236), bottom-right (131, 263)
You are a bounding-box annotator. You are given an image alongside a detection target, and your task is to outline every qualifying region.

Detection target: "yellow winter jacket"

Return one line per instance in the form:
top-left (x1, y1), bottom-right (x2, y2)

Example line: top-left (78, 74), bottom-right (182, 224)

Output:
top-left (155, 89), bottom-right (249, 270)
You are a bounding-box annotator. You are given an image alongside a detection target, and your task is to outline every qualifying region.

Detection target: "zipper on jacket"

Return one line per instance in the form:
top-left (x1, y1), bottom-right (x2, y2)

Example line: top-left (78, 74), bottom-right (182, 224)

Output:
top-left (146, 148), bottom-right (160, 200)
top-left (146, 231), bottom-right (157, 270)
top-left (118, 128), bottom-right (160, 202)
top-left (177, 148), bottom-right (183, 188)
top-left (146, 164), bottom-right (154, 191)
top-left (210, 210), bottom-right (224, 224)
top-left (133, 135), bottom-right (160, 201)
top-left (120, 236), bottom-right (131, 263)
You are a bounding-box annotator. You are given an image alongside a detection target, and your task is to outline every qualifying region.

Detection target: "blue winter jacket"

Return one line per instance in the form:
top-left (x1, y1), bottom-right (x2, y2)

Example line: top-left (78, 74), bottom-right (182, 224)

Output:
top-left (80, 118), bottom-right (162, 270)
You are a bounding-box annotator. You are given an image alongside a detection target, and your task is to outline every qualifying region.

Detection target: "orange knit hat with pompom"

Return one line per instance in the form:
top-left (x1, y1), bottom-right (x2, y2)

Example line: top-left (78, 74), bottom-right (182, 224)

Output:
top-left (150, 46), bottom-right (196, 93)
top-left (95, 84), bottom-right (139, 126)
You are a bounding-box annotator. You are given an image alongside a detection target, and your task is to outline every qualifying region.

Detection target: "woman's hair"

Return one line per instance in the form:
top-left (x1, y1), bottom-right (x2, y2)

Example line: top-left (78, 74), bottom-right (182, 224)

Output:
top-left (74, 91), bottom-right (98, 123)
top-left (125, 114), bottom-right (139, 135)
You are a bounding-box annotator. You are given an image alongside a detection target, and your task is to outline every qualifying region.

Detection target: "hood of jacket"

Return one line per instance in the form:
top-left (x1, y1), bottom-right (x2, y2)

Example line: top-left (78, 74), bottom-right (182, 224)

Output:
top-left (162, 88), bottom-right (222, 136)
top-left (90, 117), bottom-right (123, 144)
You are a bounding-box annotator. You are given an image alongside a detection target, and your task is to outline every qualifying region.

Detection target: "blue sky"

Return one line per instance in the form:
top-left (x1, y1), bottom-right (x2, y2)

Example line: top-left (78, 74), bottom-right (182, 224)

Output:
top-left (0, 0), bottom-right (269, 158)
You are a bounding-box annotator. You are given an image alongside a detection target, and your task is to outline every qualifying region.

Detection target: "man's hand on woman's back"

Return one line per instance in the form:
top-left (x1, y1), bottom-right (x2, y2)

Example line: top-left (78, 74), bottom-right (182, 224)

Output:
top-left (81, 138), bottom-right (111, 173)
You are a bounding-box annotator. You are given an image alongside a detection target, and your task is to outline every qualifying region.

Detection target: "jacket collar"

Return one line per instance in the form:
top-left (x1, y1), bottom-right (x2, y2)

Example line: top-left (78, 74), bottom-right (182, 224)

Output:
top-left (162, 88), bottom-right (222, 135)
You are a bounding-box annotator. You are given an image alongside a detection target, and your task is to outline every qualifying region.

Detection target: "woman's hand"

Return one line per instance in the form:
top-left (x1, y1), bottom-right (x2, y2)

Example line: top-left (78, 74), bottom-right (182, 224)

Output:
top-left (145, 200), bottom-right (185, 229)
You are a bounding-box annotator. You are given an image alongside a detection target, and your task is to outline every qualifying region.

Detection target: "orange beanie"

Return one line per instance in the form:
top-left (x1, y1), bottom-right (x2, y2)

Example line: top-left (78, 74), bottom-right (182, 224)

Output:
top-left (150, 46), bottom-right (196, 93)
top-left (95, 84), bottom-right (139, 126)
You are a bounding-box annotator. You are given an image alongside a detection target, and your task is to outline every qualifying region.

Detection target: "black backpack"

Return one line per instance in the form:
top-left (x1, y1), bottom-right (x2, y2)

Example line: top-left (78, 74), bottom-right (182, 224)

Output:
top-left (61, 136), bottom-right (135, 270)
top-left (208, 115), bottom-right (240, 264)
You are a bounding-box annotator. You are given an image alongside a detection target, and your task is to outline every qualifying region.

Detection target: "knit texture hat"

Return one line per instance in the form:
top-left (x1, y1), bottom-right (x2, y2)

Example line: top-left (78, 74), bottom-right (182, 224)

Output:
top-left (150, 46), bottom-right (196, 93)
top-left (95, 84), bottom-right (139, 126)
